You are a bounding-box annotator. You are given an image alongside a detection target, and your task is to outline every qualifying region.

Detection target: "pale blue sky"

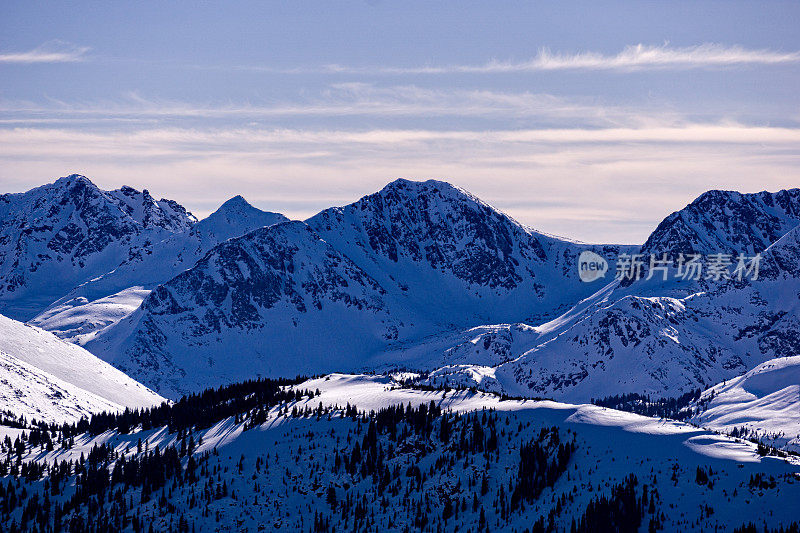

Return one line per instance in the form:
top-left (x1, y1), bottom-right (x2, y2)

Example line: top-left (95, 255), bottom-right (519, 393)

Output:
top-left (1, 1), bottom-right (799, 243)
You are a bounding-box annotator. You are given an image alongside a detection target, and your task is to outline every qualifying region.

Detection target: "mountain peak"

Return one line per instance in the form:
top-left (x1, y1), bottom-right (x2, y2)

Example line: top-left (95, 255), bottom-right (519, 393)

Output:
top-left (204, 195), bottom-right (286, 222)
top-left (55, 173), bottom-right (94, 186)
top-left (641, 187), bottom-right (800, 256)
top-left (51, 174), bottom-right (103, 196)
top-left (216, 194), bottom-right (253, 213)
top-left (0, 175), bottom-right (197, 320)
top-left (195, 196), bottom-right (288, 241)
top-left (687, 187), bottom-right (800, 217)
top-left (378, 178), bottom-right (473, 200)
top-left (383, 177), bottom-right (453, 189)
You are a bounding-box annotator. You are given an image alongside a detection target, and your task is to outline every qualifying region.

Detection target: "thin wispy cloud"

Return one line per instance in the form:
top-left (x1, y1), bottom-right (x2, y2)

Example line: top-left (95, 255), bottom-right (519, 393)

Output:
top-left (0, 41), bottom-right (90, 64)
top-left (0, 85), bottom-right (685, 129)
top-left (2, 124), bottom-right (798, 157)
top-left (377, 43), bottom-right (800, 74)
top-left (1, 123), bottom-right (798, 243)
top-left (220, 43), bottom-right (800, 75)
top-left (2, 86), bottom-right (580, 118)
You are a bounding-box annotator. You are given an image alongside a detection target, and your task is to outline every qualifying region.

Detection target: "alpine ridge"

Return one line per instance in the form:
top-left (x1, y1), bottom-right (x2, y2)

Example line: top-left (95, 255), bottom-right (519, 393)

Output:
top-left (307, 178), bottom-right (629, 326)
top-left (87, 179), bottom-right (630, 397)
top-left (0, 175), bottom-right (196, 321)
top-left (28, 188), bottom-right (287, 344)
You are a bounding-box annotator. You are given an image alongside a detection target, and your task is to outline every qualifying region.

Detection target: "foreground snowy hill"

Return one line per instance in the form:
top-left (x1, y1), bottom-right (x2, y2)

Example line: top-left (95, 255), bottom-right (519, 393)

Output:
top-left (30, 194), bottom-right (287, 343)
top-left (691, 356), bottom-right (800, 453)
top-left (2, 374), bottom-right (798, 531)
top-left (88, 180), bottom-right (628, 397)
top-left (0, 313), bottom-right (164, 423)
top-left (416, 189), bottom-right (800, 402)
top-left (0, 175), bottom-right (196, 321)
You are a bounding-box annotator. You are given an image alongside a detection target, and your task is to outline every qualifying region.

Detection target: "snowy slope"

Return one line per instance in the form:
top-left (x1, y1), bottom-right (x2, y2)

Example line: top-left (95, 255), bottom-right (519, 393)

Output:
top-left (0, 351), bottom-right (123, 424)
top-left (29, 195), bottom-right (287, 343)
top-left (8, 374), bottom-right (800, 532)
top-left (0, 313), bottom-right (164, 422)
top-left (691, 356), bottom-right (800, 452)
top-left (28, 286), bottom-right (151, 345)
top-left (369, 322), bottom-right (541, 370)
top-left (0, 175), bottom-right (195, 321)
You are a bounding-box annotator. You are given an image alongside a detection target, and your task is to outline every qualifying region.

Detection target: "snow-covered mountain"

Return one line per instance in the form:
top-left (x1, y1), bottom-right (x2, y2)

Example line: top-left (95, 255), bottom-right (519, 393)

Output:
top-left (307, 178), bottom-right (627, 327)
top-left (30, 194), bottom-right (287, 343)
top-left (413, 188), bottom-right (800, 402)
top-left (87, 180), bottom-right (628, 397)
top-left (0, 175), bottom-right (195, 321)
top-left (86, 221), bottom-right (409, 397)
top-left (6, 176), bottom-right (798, 413)
top-left (691, 355), bottom-right (800, 452)
top-left (641, 188), bottom-right (800, 257)
top-left (0, 313), bottom-right (164, 423)
top-left (49, 193), bottom-right (288, 302)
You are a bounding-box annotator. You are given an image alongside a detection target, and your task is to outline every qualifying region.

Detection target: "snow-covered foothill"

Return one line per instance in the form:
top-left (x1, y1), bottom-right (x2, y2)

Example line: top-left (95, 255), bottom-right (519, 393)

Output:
top-left (0, 313), bottom-right (164, 423)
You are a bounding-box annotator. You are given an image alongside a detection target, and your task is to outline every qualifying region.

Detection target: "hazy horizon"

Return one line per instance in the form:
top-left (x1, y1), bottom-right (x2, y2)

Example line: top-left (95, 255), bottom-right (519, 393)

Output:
top-left (2, 1), bottom-right (799, 243)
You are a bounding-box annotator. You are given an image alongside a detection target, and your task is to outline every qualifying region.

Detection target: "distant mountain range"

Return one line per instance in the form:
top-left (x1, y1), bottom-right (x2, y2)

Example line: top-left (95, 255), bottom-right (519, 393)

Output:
top-left (82, 178), bottom-right (630, 397)
top-left (1, 175), bottom-right (798, 411)
top-left (424, 189), bottom-right (800, 401)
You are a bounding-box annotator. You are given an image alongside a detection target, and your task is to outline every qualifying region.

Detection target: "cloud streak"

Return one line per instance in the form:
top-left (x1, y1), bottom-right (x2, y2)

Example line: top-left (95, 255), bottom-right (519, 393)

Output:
top-left (222, 43), bottom-right (800, 75)
top-left (0, 85), bottom-right (696, 130)
top-left (2, 124), bottom-right (799, 158)
top-left (1, 123), bottom-right (798, 243)
top-left (0, 41), bottom-right (90, 64)
top-left (378, 44), bottom-right (800, 74)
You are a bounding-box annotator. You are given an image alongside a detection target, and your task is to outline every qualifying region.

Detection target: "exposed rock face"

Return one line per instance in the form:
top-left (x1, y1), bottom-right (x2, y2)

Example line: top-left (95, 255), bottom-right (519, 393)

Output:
top-left (307, 178), bottom-right (627, 327)
top-left (641, 188), bottom-right (800, 257)
top-left (0, 175), bottom-right (196, 320)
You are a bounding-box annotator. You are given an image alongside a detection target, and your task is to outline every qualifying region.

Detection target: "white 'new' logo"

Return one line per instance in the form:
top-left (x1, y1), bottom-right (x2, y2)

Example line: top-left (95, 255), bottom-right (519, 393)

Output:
top-left (578, 250), bottom-right (608, 282)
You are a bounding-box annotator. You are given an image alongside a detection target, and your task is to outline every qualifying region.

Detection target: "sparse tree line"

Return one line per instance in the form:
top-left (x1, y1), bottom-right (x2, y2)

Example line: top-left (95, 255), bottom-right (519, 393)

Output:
top-left (591, 389), bottom-right (702, 420)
